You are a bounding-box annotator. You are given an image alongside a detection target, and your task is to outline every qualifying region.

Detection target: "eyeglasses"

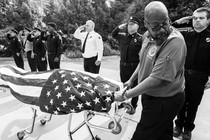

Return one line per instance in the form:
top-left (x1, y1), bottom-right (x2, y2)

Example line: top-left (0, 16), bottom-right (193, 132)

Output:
top-left (144, 20), bottom-right (169, 32)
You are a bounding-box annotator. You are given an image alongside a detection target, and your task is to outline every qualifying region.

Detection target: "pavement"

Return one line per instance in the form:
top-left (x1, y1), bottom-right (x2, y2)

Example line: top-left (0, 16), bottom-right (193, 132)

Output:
top-left (0, 55), bottom-right (210, 140)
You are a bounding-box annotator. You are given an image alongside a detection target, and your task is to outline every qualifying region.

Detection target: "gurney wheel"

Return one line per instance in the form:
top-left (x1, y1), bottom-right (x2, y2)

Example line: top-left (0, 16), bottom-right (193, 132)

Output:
top-left (122, 103), bottom-right (135, 115)
top-left (108, 121), bottom-right (122, 134)
top-left (40, 119), bottom-right (46, 125)
top-left (17, 131), bottom-right (25, 140)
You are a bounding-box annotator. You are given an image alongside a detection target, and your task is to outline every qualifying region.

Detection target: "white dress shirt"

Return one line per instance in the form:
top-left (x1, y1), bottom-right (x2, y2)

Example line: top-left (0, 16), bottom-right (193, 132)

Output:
top-left (74, 29), bottom-right (103, 61)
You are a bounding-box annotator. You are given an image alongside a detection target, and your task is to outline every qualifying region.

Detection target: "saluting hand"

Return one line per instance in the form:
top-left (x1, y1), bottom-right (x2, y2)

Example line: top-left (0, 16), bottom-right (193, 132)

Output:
top-left (118, 23), bottom-right (127, 29)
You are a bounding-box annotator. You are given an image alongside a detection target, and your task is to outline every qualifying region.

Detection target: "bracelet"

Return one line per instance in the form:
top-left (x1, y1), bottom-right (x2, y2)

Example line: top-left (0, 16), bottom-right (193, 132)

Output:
top-left (122, 90), bottom-right (129, 100)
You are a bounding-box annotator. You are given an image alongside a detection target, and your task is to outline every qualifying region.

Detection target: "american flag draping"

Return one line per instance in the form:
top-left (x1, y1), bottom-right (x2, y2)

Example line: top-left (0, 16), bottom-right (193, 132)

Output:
top-left (0, 65), bottom-right (121, 115)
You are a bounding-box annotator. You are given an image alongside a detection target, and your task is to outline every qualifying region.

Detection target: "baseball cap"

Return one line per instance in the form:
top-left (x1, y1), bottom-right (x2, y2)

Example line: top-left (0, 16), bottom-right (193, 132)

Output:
top-left (47, 22), bottom-right (57, 30)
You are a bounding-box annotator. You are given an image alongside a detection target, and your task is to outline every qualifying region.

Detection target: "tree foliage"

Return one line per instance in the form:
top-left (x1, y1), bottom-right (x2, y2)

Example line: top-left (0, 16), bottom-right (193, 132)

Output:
top-left (0, 0), bottom-right (209, 56)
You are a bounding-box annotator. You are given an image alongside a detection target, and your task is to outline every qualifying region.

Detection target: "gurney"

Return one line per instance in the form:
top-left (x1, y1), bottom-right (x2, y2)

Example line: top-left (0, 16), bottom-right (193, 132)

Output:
top-left (0, 65), bottom-right (134, 140)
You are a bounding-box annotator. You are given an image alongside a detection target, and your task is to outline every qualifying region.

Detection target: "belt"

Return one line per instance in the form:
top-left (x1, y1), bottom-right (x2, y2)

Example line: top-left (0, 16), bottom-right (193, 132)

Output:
top-left (120, 61), bottom-right (138, 67)
top-left (185, 69), bottom-right (207, 75)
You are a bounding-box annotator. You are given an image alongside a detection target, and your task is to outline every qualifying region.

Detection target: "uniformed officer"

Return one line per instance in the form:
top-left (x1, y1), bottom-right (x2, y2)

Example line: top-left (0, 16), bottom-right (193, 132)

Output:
top-left (41, 22), bottom-right (62, 70)
top-left (172, 7), bottom-right (210, 140)
top-left (114, 1), bottom-right (186, 140)
top-left (7, 29), bottom-right (24, 69)
top-left (19, 28), bottom-right (37, 71)
top-left (27, 27), bottom-right (47, 71)
top-left (111, 16), bottom-right (142, 112)
top-left (74, 20), bottom-right (104, 74)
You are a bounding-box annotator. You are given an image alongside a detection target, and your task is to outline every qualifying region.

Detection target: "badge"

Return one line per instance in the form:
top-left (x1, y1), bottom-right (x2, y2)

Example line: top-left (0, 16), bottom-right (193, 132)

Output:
top-left (118, 32), bottom-right (126, 36)
top-left (147, 45), bottom-right (157, 59)
top-left (206, 37), bottom-right (210, 42)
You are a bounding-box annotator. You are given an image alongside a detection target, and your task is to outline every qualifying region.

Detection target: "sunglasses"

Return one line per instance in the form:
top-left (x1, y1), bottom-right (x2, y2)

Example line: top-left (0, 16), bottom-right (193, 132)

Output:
top-left (144, 20), bottom-right (169, 32)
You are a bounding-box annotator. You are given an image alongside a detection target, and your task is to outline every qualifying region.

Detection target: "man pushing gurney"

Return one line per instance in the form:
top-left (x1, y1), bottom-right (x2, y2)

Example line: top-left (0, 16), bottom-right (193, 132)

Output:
top-left (0, 65), bottom-right (134, 140)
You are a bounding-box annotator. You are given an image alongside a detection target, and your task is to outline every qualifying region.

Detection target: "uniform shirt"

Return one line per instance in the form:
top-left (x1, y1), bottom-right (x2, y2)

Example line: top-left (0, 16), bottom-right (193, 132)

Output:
top-left (74, 29), bottom-right (103, 61)
top-left (111, 26), bottom-right (142, 63)
top-left (41, 32), bottom-right (62, 58)
top-left (7, 35), bottom-right (22, 55)
top-left (20, 35), bottom-right (33, 52)
top-left (138, 27), bottom-right (186, 97)
top-left (179, 29), bottom-right (210, 72)
top-left (27, 34), bottom-right (46, 57)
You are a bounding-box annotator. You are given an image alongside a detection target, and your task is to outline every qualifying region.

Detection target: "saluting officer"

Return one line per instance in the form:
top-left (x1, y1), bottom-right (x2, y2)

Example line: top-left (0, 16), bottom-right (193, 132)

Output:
top-left (111, 16), bottom-right (142, 112)
top-left (7, 29), bottom-right (24, 69)
top-left (27, 27), bottom-right (47, 71)
top-left (74, 20), bottom-right (104, 74)
top-left (41, 22), bottom-right (62, 70)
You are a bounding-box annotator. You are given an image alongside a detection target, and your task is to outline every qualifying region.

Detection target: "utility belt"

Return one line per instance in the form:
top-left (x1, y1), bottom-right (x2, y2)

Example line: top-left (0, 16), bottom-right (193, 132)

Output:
top-left (185, 69), bottom-right (207, 75)
top-left (120, 61), bottom-right (138, 67)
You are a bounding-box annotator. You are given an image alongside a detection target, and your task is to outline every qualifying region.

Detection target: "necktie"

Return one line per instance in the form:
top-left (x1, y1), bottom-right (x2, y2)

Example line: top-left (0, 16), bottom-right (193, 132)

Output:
top-left (82, 33), bottom-right (89, 53)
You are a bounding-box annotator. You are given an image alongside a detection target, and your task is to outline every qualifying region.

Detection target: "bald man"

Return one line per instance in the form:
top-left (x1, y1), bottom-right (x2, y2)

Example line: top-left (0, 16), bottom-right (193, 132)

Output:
top-left (74, 20), bottom-right (104, 74)
top-left (114, 1), bottom-right (186, 140)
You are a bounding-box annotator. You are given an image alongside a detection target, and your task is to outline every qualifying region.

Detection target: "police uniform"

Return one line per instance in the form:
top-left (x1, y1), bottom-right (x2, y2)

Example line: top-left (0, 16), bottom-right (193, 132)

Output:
top-left (111, 16), bottom-right (142, 108)
top-left (41, 31), bottom-right (62, 70)
top-left (74, 29), bottom-right (103, 74)
top-left (27, 31), bottom-right (47, 71)
top-left (173, 25), bottom-right (210, 132)
top-left (7, 29), bottom-right (24, 69)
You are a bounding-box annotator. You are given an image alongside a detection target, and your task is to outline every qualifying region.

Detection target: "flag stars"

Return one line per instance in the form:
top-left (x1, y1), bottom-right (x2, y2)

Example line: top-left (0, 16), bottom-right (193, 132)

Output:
top-left (53, 110), bottom-right (58, 115)
top-left (50, 99), bottom-right (53, 105)
top-left (75, 83), bottom-right (81, 89)
top-left (45, 105), bottom-right (49, 111)
top-left (85, 101), bottom-right (91, 106)
top-left (69, 94), bottom-right (76, 101)
top-left (83, 76), bottom-right (89, 80)
top-left (106, 90), bottom-right (112, 95)
top-left (61, 74), bottom-right (66, 78)
top-left (46, 91), bottom-right (51, 97)
top-left (56, 107), bottom-right (61, 111)
top-left (79, 91), bottom-right (85, 97)
top-left (105, 97), bottom-right (112, 102)
top-left (61, 101), bottom-right (67, 107)
top-left (63, 79), bottom-right (68, 85)
top-left (93, 97), bottom-right (100, 104)
top-left (86, 82), bottom-right (92, 87)
top-left (70, 109), bottom-right (75, 113)
top-left (94, 86), bottom-right (98, 90)
top-left (56, 92), bottom-right (62, 99)
top-left (54, 85), bottom-right (59, 91)
top-left (65, 86), bottom-right (71, 92)
top-left (52, 79), bottom-right (57, 84)
top-left (70, 72), bottom-right (76, 75)
top-left (72, 77), bottom-right (78, 81)
top-left (90, 90), bottom-right (94, 94)
top-left (103, 84), bottom-right (110, 89)
top-left (77, 103), bottom-right (83, 110)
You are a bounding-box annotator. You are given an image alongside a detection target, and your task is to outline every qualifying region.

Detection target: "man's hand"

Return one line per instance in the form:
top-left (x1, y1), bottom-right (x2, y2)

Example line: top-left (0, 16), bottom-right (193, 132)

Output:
top-left (124, 79), bottom-right (133, 90)
top-left (16, 53), bottom-right (20, 56)
top-left (31, 52), bottom-right (34, 58)
top-left (114, 86), bottom-right (127, 102)
top-left (54, 57), bottom-right (59, 62)
top-left (118, 23), bottom-right (127, 29)
top-left (95, 60), bottom-right (101, 66)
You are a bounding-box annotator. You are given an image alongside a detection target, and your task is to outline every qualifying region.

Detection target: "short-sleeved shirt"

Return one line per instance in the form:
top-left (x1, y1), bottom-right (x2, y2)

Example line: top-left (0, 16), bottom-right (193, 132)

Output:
top-left (138, 27), bottom-right (187, 97)
top-left (74, 30), bottom-right (103, 61)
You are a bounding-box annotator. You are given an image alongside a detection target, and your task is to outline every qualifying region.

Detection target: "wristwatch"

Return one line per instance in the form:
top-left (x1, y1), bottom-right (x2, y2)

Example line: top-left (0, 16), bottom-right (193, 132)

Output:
top-left (122, 90), bottom-right (129, 100)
